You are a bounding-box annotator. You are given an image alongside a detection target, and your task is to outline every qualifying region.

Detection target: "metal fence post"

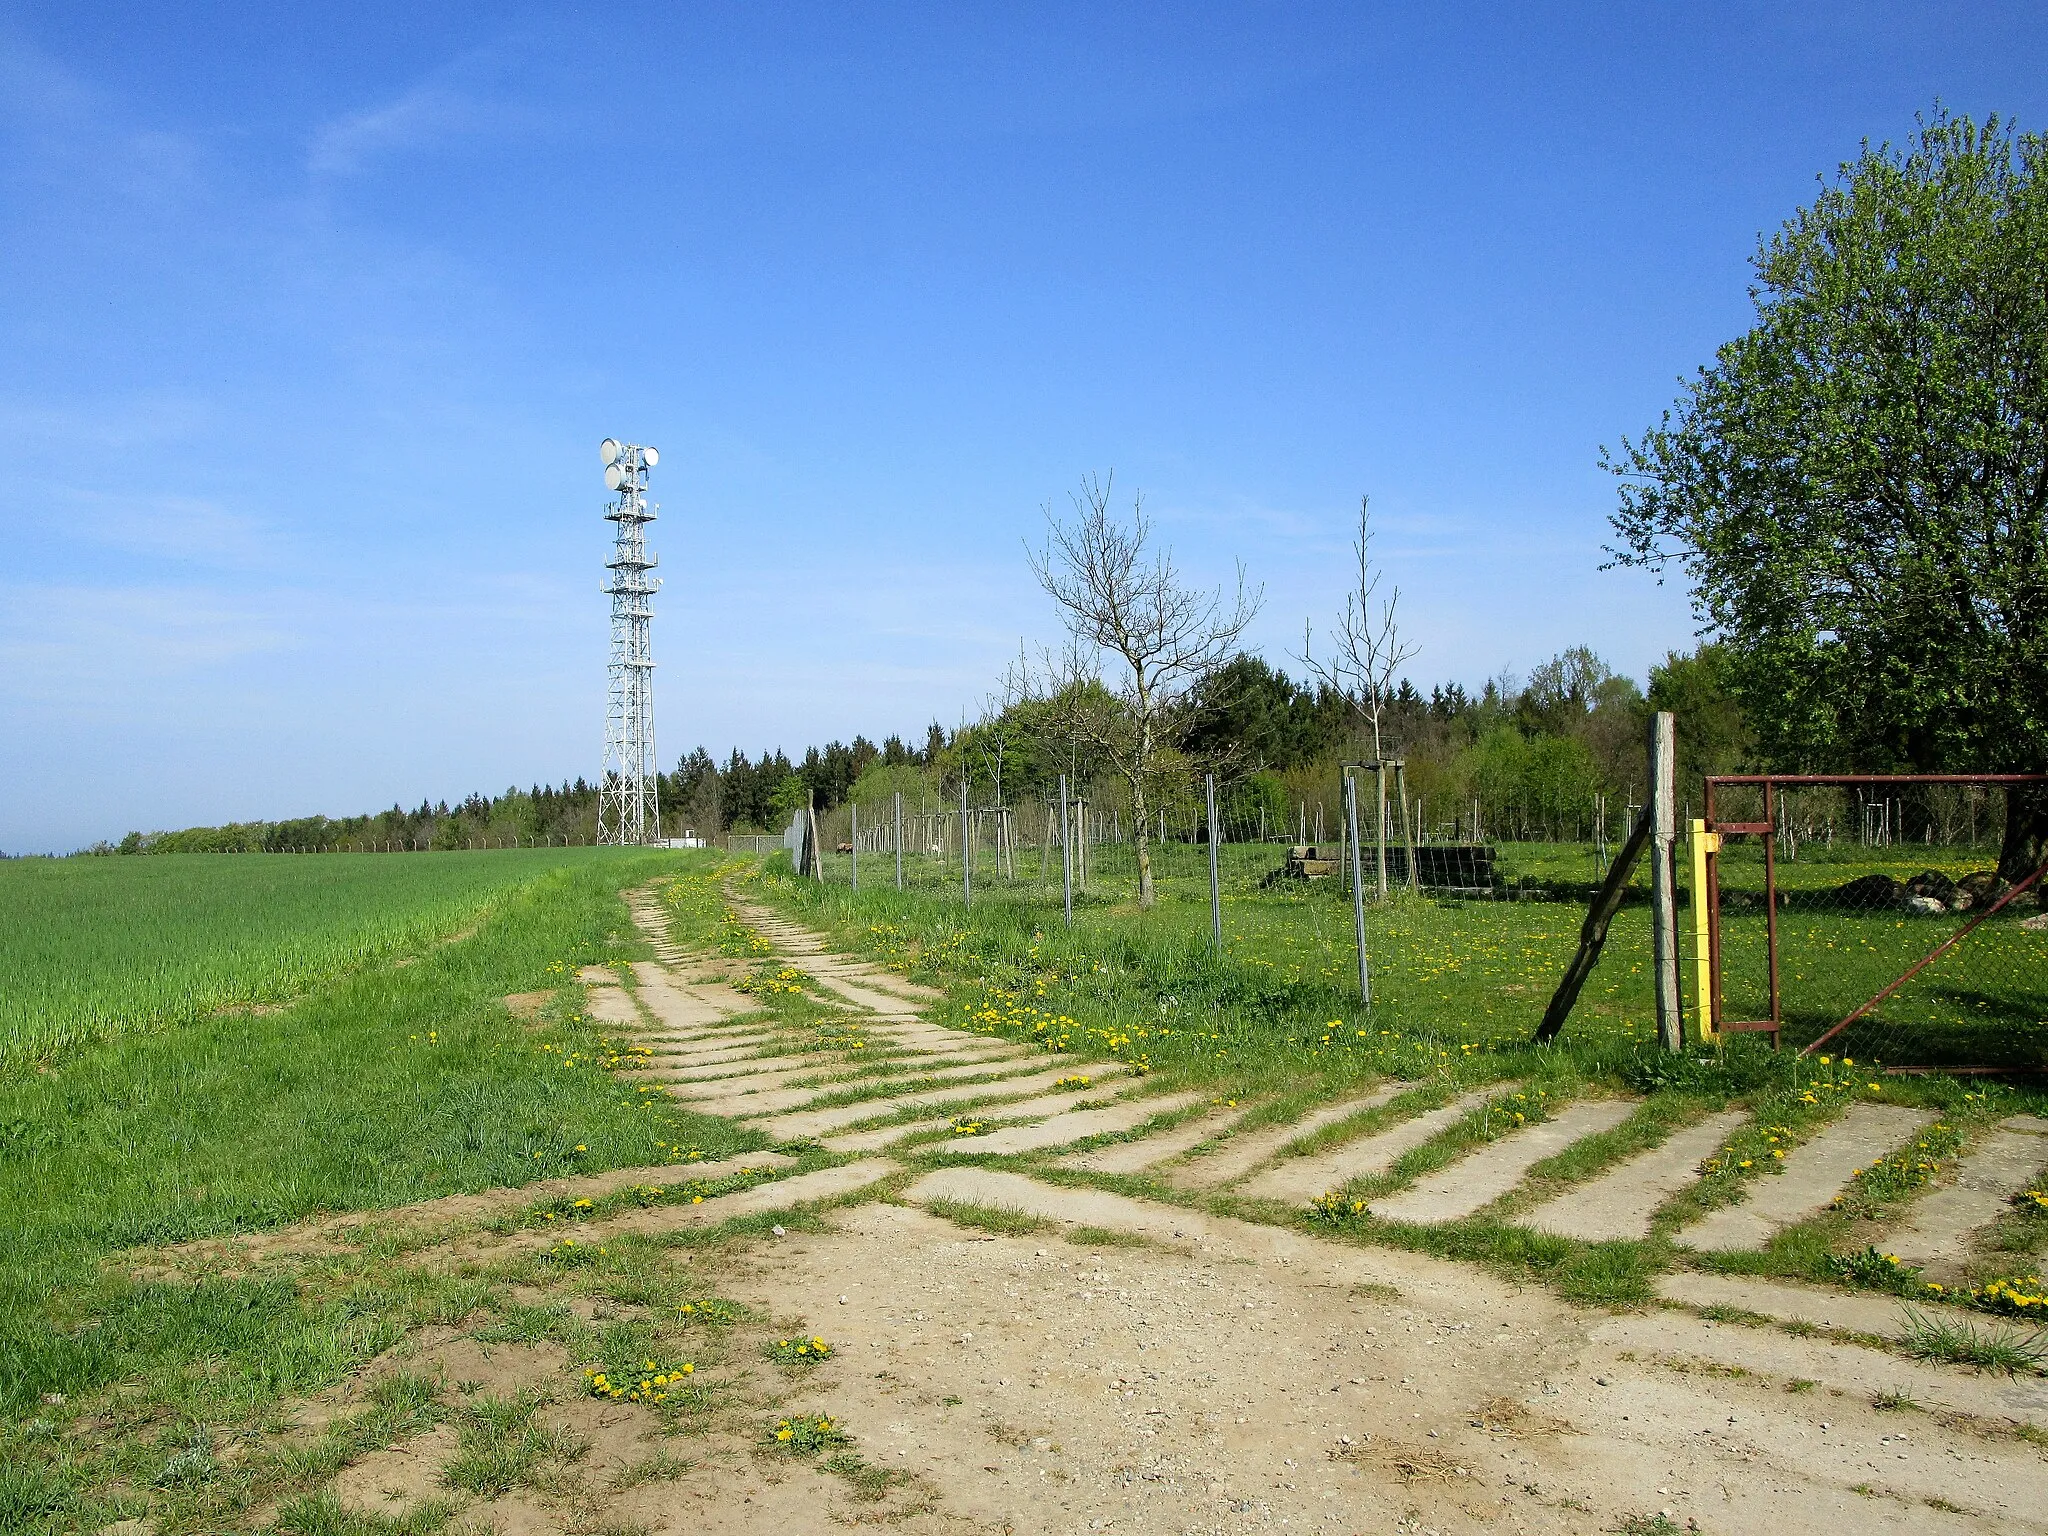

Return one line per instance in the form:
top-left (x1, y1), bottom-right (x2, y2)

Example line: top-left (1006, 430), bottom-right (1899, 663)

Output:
top-left (1397, 761), bottom-right (1417, 894)
top-left (894, 790), bottom-right (904, 890)
top-left (850, 801), bottom-right (858, 891)
top-left (960, 778), bottom-right (971, 905)
top-left (1344, 772), bottom-right (1370, 1005)
top-left (1060, 774), bottom-right (1074, 927)
top-left (1205, 773), bottom-right (1222, 950)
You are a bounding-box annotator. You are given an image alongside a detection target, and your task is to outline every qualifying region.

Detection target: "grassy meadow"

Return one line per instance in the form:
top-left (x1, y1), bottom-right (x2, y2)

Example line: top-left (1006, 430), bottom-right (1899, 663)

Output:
top-left (1, 839), bottom-right (2039, 1531)
top-left (808, 831), bottom-right (2048, 1069)
top-left (754, 849), bottom-right (1688, 1094)
top-left (1709, 840), bottom-right (2048, 1064)
top-left (0, 847), bottom-right (784, 1525)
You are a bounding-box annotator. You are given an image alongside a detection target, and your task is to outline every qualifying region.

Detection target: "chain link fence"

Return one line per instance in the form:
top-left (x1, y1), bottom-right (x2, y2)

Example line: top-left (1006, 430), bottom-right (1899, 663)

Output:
top-left (761, 770), bottom-right (1678, 1053)
top-left (795, 769), bottom-right (1668, 906)
top-left (761, 767), bottom-right (2048, 1072)
top-left (1702, 777), bottom-right (2048, 1070)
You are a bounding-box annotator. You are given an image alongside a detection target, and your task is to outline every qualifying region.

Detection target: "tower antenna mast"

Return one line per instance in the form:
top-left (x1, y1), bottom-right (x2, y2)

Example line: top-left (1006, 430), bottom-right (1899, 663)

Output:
top-left (597, 438), bottom-right (661, 845)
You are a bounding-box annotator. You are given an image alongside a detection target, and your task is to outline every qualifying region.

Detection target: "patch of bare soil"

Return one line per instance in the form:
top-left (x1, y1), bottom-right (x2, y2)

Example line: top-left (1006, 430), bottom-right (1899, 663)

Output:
top-left (694, 956), bottom-right (759, 984)
top-left (408, 1336), bottom-right (571, 1397)
top-left (393, 925), bottom-right (481, 970)
top-left (731, 1202), bottom-right (2048, 1535)
top-left (333, 1423), bottom-right (462, 1517)
top-left (502, 990), bottom-right (553, 1019)
top-left (198, 1173), bottom-right (2048, 1535)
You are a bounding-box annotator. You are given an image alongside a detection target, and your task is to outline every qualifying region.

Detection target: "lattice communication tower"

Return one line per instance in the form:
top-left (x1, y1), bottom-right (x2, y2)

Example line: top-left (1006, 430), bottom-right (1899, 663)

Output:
top-left (597, 437), bottom-right (661, 845)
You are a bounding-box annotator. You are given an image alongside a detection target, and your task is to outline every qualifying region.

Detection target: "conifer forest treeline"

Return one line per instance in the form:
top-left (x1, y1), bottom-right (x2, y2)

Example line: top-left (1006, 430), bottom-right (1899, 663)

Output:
top-left (94, 643), bottom-right (1748, 855)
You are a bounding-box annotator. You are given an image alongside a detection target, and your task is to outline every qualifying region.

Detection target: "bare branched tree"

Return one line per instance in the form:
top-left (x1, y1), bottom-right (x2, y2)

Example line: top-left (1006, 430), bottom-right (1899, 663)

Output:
top-left (1026, 473), bottom-right (1262, 908)
top-left (1299, 494), bottom-right (1418, 765)
top-left (997, 641), bottom-right (1111, 829)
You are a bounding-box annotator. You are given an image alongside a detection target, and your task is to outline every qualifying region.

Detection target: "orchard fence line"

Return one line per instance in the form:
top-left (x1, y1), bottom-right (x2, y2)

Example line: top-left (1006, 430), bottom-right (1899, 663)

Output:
top-left (768, 732), bottom-right (2048, 1071)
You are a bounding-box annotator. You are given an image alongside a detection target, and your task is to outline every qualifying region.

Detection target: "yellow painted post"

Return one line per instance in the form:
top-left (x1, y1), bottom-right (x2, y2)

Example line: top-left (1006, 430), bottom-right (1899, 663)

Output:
top-left (1690, 819), bottom-right (1720, 1043)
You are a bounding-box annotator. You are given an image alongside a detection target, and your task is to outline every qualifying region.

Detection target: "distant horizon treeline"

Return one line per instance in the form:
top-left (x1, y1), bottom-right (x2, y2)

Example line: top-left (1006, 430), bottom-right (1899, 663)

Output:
top-left (85, 642), bottom-right (1750, 855)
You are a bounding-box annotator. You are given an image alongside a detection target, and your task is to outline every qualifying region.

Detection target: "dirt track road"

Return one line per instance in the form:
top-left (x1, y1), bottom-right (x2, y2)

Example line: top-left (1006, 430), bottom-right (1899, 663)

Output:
top-left (275, 884), bottom-right (2048, 1534)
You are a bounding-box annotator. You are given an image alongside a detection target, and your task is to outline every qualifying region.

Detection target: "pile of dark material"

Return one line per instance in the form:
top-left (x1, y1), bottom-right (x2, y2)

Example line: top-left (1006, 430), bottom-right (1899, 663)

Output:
top-left (1825, 869), bottom-right (2012, 914)
top-left (1399, 845), bottom-right (1498, 890)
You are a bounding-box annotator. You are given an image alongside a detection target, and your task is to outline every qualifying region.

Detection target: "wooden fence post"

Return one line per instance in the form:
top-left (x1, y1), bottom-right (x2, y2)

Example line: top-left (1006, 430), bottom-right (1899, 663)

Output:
top-left (1374, 763), bottom-right (1389, 900)
top-left (1650, 711), bottom-right (1682, 1052)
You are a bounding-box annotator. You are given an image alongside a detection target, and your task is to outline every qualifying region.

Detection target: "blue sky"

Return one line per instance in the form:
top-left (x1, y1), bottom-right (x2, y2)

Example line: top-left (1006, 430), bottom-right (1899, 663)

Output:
top-left (3, 3), bottom-right (2044, 852)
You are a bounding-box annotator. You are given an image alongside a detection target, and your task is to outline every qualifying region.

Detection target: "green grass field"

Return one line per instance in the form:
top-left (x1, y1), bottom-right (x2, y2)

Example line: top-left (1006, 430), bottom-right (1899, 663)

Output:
top-left (764, 851), bottom-right (1668, 1095)
top-left (754, 839), bottom-right (2046, 1132)
top-left (1705, 841), bottom-right (2048, 1063)
top-left (2, 841), bottom-right (2040, 1532)
top-left (808, 833), bottom-right (2048, 1068)
top-left (0, 849), bottom-right (769, 1424)
top-left (0, 849), bottom-right (652, 1075)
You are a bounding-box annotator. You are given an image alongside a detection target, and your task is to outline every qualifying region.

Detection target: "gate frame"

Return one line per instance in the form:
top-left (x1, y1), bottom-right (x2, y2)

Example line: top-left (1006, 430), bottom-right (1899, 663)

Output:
top-left (1700, 773), bottom-right (2048, 1056)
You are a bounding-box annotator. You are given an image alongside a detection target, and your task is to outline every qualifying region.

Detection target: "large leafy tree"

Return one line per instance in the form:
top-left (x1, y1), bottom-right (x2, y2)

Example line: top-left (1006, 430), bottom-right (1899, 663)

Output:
top-left (1608, 110), bottom-right (2048, 878)
top-left (1646, 643), bottom-right (1755, 795)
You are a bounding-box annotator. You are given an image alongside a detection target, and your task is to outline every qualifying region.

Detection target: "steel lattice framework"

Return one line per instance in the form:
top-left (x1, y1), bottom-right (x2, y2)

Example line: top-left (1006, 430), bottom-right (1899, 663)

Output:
top-left (597, 439), bottom-right (661, 845)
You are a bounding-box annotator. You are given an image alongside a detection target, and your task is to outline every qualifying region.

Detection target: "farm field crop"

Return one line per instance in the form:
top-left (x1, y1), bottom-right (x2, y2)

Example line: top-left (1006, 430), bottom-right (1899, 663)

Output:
top-left (0, 848), bottom-right (659, 1074)
top-left (0, 848), bottom-right (770, 1421)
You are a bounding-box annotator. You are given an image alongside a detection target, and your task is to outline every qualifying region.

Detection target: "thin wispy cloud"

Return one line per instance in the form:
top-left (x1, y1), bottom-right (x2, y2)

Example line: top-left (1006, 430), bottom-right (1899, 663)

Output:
top-left (0, 393), bottom-right (214, 454)
top-left (310, 80), bottom-right (489, 175)
top-left (0, 32), bottom-right (208, 204)
top-left (1159, 494), bottom-right (1327, 544)
top-left (0, 27), bottom-right (96, 131)
top-left (84, 492), bottom-right (271, 566)
top-left (0, 584), bottom-right (297, 705)
top-left (307, 35), bottom-right (546, 179)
